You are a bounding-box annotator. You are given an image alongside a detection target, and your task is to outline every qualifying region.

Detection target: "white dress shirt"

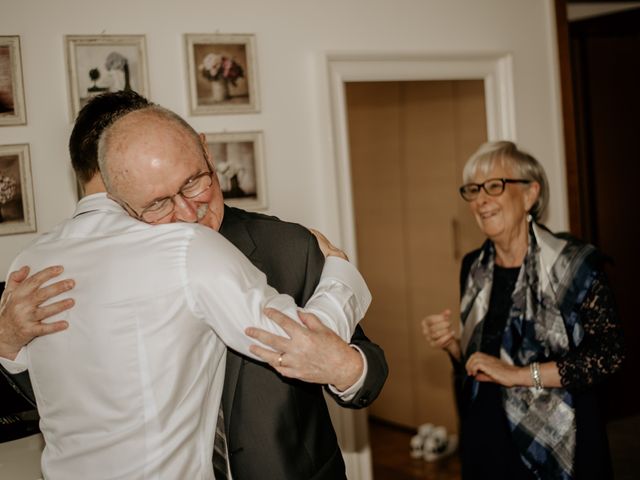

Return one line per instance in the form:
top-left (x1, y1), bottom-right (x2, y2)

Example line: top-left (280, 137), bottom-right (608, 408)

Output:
top-left (0, 194), bottom-right (371, 479)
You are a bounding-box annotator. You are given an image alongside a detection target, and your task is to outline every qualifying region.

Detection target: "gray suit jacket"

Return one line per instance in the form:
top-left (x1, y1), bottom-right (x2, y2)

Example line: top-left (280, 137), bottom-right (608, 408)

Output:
top-left (219, 206), bottom-right (388, 479)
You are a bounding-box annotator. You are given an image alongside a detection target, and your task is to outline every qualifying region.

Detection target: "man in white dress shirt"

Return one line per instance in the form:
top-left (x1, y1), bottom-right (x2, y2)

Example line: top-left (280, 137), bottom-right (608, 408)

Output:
top-left (0, 103), bottom-right (371, 479)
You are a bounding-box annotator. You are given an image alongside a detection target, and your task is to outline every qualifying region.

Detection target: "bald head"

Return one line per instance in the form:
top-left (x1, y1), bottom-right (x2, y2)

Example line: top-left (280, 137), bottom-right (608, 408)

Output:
top-left (96, 106), bottom-right (226, 229)
top-left (97, 106), bottom-right (203, 197)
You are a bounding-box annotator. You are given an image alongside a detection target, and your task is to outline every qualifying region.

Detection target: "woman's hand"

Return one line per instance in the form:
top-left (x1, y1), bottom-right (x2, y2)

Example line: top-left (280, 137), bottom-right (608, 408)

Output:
top-left (421, 309), bottom-right (461, 361)
top-left (465, 352), bottom-right (526, 387)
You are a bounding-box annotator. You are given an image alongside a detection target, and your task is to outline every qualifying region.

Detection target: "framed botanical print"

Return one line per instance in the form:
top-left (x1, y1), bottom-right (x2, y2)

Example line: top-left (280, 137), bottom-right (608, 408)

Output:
top-left (205, 131), bottom-right (267, 210)
top-left (186, 34), bottom-right (260, 115)
top-left (0, 36), bottom-right (27, 126)
top-left (65, 35), bottom-right (149, 119)
top-left (0, 144), bottom-right (36, 235)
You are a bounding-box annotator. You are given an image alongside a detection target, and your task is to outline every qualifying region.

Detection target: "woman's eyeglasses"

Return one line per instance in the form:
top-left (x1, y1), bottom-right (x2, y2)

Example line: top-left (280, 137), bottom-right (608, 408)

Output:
top-left (459, 178), bottom-right (531, 202)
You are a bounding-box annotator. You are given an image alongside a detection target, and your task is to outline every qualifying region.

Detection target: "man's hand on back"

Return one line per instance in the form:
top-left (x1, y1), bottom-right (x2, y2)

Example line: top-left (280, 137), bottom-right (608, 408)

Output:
top-left (0, 266), bottom-right (74, 360)
top-left (246, 308), bottom-right (364, 392)
top-left (309, 229), bottom-right (349, 262)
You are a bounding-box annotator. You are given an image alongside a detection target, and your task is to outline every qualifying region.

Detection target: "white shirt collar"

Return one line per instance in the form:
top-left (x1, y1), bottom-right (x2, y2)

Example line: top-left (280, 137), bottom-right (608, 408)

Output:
top-left (73, 192), bottom-right (126, 218)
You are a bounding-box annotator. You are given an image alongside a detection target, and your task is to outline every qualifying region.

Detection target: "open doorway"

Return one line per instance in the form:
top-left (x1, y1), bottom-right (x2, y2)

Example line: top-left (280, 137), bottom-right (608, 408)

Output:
top-left (556, 3), bottom-right (640, 478)
top-left (326, 54), bottom-right (515, 480)
top-left (344, 80), bottom-right (487, 479)
top-left (566, 4), bottom-right (640, 421)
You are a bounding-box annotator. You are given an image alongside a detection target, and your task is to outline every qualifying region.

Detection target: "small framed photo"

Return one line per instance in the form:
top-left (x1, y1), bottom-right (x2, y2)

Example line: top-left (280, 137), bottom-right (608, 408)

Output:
top-left (0, 144), bottom-right (36, 235)
top-left (206, 131), bottom-right (267, 210)
top-left (0, 36), bottom-right (27, 126)
top-left (65, 35), bottom-right (149, 120)
top-left (186, 34), bottom-right (260, 115)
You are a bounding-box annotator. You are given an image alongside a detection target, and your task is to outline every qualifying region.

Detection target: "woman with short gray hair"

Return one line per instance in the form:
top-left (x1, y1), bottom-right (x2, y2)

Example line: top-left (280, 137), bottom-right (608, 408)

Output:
top-left (422, 141), bottom-right (623, 479)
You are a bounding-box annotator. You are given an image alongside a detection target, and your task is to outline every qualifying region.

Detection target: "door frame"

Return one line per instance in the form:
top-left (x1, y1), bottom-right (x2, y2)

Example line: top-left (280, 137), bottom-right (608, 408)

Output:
top-left (321, 52), bottom-right (517, 480)
top-left (326, 53), bottom-right (517, 262)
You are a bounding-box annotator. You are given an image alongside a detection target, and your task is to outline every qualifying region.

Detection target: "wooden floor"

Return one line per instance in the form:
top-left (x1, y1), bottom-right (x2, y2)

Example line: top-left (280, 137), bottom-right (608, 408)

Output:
top-left (369, 418), bottom-right (461, 480)
top-left (369, 415), bottom-right (640, 480)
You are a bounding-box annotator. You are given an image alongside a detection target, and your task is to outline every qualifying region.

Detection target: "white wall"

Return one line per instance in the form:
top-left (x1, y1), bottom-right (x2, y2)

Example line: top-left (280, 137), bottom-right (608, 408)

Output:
top-left (0, 0), bottom-right (567, 278)
top-left (0, 1), bottom-right (566, 478)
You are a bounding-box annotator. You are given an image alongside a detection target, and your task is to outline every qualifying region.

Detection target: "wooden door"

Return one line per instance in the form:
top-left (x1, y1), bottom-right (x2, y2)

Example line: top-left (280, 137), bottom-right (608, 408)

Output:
top-left (567, 8), bottom-right (640, 419)
top-left (346, 80), bottom-right (487, 431)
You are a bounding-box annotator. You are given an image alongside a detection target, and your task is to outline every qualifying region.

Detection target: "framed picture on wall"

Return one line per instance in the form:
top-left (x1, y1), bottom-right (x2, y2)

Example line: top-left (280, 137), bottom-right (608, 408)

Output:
top-left (185, 34), bottom-right (260, 115)
top-left (205, 131), bottom-right (267, 210)
top-left (0, 144), bottom-right (36, 235)
top-left (65, 35), bottom-right (149, 120)
top-left (0, 36), bottom-right (27, 126)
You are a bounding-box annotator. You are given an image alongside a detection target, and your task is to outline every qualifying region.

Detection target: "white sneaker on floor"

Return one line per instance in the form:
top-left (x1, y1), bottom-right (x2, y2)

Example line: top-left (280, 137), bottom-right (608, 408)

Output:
top-left (423, 430), bottom-right (458, 462)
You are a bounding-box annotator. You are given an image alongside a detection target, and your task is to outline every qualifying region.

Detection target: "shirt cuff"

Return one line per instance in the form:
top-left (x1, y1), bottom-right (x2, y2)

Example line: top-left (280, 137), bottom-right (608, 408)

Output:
top-left (0, 348), bottom-right (28, 374)
top-left (327, 345), bottom-right (368, 402)
top-left (321, 257), bottom-right (372, 320)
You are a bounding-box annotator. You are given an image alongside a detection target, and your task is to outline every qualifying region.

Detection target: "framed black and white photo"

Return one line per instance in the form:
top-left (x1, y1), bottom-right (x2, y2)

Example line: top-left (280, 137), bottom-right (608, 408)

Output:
top-left (186, 34), bottom-right (260, 115)
top-left (0, 36), bottom-right (27, 126)
top-left (206, 131), bottom-right (267, 210)
top-left (65, 35), bottom-right (149, 119)
top-left (0, 144), bottom-right (36, 235)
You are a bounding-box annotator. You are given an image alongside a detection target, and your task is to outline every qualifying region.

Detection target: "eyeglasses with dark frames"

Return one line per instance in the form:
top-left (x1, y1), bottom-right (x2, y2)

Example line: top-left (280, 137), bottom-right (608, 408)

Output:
top-left (459, 178), bottom-right (531, 202)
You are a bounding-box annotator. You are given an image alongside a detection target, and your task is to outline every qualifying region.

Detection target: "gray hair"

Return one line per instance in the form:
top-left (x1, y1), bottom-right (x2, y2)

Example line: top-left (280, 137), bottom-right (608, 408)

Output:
top-left (462, 140), bottom-right (549, 220)
top-left (97, 105), bottom-right (202, 194)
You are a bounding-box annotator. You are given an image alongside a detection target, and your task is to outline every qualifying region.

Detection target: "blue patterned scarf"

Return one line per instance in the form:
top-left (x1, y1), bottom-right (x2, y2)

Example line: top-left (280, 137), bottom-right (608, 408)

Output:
top-left (459, 222), bottom-right (597, 479)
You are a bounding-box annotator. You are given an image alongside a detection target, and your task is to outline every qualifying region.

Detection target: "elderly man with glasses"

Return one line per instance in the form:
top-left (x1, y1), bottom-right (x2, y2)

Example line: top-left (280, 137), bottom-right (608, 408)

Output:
top-left (0, 98), bottom-right (376, 479)
top-left (0, 91), bottom-right (387, 479)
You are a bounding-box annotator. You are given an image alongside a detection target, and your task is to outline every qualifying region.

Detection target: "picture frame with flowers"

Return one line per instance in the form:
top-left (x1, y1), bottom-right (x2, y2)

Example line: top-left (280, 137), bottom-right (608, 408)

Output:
top-left (185, 33), bottom-right (260, 115)
top-left (65, 35), bottom-right (150, 120)
top-left (0, 143), bottom-right (36, 235)
top-left (0, 36), bottom-right (27, 126)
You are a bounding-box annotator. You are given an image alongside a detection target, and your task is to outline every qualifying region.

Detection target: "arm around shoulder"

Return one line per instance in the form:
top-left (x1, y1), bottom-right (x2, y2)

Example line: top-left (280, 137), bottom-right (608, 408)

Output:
top-left (187, 227), bottom-right (371, 358)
